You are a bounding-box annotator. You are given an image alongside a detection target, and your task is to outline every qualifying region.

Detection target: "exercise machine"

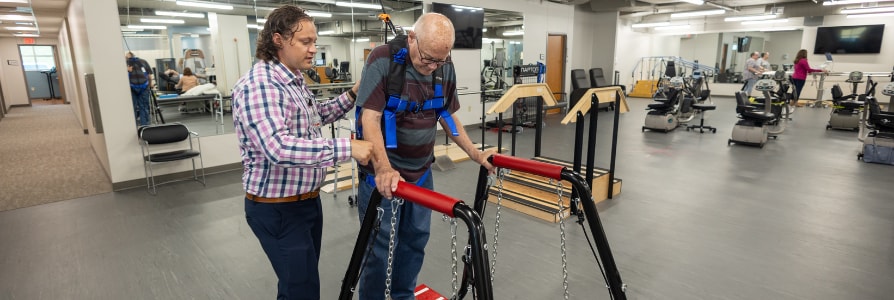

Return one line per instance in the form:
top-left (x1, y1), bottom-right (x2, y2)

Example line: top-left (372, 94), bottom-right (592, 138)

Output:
top-left (857, 81), bottom-right (894, 164)
top-left (729, 80), bottom-right (778, 148)
top-left (827, 71), bottom-right (870, 131)
top-left (643, 77), bottom-right (685, 132)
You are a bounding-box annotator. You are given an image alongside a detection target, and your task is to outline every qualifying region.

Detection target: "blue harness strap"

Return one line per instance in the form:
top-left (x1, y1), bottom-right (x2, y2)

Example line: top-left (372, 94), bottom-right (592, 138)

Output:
top-left (363, 168), bottom-right (431, 189)
top-left (356, 35), bottom-right (459, 149)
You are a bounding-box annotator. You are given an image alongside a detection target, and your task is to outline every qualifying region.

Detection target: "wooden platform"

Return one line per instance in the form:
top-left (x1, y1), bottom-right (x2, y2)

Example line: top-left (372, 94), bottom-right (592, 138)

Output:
top-left (487, 156), bottom-right (622, 223)
top-left (433, 143), bottom-right (506, 163)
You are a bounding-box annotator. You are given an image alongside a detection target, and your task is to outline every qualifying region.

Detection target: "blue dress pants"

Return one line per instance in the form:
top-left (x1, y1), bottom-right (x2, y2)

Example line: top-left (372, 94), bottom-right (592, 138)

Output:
top-left (245, 197), bottom-right (323, 300)
top-left (356, 173), bottom-right (433, 300)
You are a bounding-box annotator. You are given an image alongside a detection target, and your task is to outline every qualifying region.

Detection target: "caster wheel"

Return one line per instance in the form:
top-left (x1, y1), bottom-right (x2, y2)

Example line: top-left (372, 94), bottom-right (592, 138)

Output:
top-left (712, 128), bottom-right (717, 134)
top-left (727, 139), bottom-right (732, 146)
top-left (348, 196), bottom-right (355, 206)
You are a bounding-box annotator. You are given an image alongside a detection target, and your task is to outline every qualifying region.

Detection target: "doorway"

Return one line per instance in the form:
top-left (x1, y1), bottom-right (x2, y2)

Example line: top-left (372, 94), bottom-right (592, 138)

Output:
top-left (18, 45), bottom-right (63, 105)
top-left (546, 34), bottom-right (567, 109)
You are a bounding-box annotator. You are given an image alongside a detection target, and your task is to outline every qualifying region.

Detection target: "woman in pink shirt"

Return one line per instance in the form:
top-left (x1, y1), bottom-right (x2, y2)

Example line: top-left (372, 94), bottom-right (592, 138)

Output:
top-left (791, 49), bottom-right (825, 104)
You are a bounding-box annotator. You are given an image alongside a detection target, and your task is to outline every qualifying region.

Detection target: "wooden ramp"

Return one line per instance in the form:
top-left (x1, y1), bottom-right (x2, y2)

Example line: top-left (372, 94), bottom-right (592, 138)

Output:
top-left (487, 156), bottom-right (622, 223)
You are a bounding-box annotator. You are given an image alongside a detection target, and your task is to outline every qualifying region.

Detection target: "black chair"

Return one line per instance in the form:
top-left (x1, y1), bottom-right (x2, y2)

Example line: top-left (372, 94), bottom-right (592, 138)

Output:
top-left (325, 67), bottom-right (336, 82)
top-left (339, 61), bottom-right (351, 81)
top-left (138, 123), bottom-right (205, 194)
top-left (589, 67), bottom-right (625, 110)
top-left (735, 91), bottom-right (775, 125)
top-left (665, 61), bottom-right (676, 77)
top-left (568, 69), bottom-right (589, 108)
top-left (305, 69), bottom-right (321, 84)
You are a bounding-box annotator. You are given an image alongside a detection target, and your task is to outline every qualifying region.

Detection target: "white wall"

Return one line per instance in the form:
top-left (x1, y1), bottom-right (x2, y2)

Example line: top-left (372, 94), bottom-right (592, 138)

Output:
top-left (0, 37), bottom-right (59, 107)
top-left (572, 9), bottom-right (618, 85)
top-left (208, 13), bottom-right (252, 96)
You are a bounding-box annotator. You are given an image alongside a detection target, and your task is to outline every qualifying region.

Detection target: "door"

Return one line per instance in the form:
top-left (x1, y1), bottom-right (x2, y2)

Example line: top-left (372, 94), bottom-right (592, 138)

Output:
top-left (18, 45), bottom-right (61, 103)
top-left (546, 34), bottom-right (566, 104)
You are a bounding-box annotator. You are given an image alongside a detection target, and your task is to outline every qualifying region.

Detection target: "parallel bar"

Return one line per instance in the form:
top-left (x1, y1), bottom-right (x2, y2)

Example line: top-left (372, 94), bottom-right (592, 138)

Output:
top-left (490, 154), bottom-right (564, 180)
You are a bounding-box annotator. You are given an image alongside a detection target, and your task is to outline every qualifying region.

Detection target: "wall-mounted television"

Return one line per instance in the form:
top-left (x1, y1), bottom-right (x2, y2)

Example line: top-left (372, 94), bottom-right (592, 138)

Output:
top-left (737, 36), bottom-right (752, 53)
top-left (431, 2), bottom-right (484, 49)
top-left (814, 24), bottom-right (885, 54)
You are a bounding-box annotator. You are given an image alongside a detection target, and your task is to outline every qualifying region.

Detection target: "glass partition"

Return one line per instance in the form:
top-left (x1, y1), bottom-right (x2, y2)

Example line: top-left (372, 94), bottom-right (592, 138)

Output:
top-left (481, 8), bottom-right (523, 91)
top-left (117, 0), bottom-right (421, 136)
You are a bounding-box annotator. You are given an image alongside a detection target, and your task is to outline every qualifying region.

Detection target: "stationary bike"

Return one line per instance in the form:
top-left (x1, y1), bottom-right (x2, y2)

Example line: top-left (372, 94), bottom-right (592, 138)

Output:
top-left (827, 71), bottom-right (870, 131)
top-left (729, 79), bottom-right (779, 148)
top-left (857, 81), bottom-right (894, 163)
top-left (643, 77), bottom-right (686, 132)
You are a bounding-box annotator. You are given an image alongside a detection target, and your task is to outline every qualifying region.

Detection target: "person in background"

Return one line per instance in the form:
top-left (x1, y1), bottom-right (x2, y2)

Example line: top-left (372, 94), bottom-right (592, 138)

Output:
top-left (758, 52), bottom-right (771, 73)
top-left (353, 13), bottom-right (495, 299)
top-left (175, 67), bottom-right (199, 93)
top-left (126, 51), bottom-right (154, 126)
top-left (791, 49), bottom-right (826, 107)
top-left (231, 5), bottom-right (372, 299)
top-left (742, 51), bottom-right (761, 96)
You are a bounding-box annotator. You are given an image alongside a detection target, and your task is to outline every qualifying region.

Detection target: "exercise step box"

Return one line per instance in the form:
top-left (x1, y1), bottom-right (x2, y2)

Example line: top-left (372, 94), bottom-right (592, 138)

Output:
top-left (487, 156), bottom-right (622, 223)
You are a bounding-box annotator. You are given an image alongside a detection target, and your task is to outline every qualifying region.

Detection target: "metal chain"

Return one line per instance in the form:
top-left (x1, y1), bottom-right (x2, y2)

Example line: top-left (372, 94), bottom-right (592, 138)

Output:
top-left (490, 169), bottom-right (507, 281)
top-left (384, 197), bottom-right (403, 300)
top-left (449, 218), bottom-right (459, 299)
top-left (554, 180), bottom-right (570, 300)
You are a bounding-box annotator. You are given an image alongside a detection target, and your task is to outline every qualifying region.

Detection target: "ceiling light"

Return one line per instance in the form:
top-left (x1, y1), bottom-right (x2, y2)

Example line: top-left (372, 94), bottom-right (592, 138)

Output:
top-left (318, 30), bottom-right (335, 35)
top-left (247, 24), bottom-right (263, 30)
top-left (127, 25), bottom-right (167, 30)
top-left (502, 30), bottom-right (524, 36)
top-left (121, 27), bottom-right (142, 32)
top-left (257, 18), bottom-right (266, 23)
top-left (451, 5), bottom-right (482, 11)
top-left (845, 12), bottom-right (894, 18)
top-left (670, 9), bottom-right (725, 18)
top-left (840, 6), bottom-right (894, 14)
top-left (14, 22), bottom-right (33, 25)
top-left (0, 14), bottom-right (34, 21)
top-left (14, 33), bottom-right (39, 37)
top-left (679, 0), bottom-right (705, 5)
top-left (758, 27), bottom-right (802, 32)
top-left (632, 21), bottom-right (671, 28)
top-left (308, 11), bottom-right (332, 18)
top-left (0, 0), bottom-right (28, 3)
top-left (724, 15), bottom-right (777, 22)
top-left (654, 24), bottom-right (692, 31)
top-left (823, 0), bottom-right (894, 6)
top-left (141, 18), bottom-right (185, 24)
top-left (741, 18), bottom-right (789, 25)
top-left (353, 38), bottom-right (370, 42)
top-left (4, 26), bottom-right (37, 31)
top-left (176, 1), bottom-right (233, 10)
top-left (335, 2), bottom-right (382, 9)
top-left (482, 28), bottom-right (487, 32)
top-left (155, 11), bottom-right (205, 18)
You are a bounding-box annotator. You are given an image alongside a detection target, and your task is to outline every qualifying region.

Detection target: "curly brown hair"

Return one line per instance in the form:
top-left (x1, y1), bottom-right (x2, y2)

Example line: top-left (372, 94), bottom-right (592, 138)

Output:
top-left (255, 5), bottom-right (313, 62)
top-left (182, 67), bottom-right (193, 76)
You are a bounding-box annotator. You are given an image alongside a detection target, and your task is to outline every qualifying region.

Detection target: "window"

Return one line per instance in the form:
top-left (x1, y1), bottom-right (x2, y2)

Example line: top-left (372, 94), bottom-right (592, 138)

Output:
top-left (19, 45), bottom-right (55, 71)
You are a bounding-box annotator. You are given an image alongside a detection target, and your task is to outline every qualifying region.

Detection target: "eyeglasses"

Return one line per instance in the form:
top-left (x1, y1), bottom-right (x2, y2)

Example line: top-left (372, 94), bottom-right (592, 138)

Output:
top-left (415, 38), bottom-right (451, 67)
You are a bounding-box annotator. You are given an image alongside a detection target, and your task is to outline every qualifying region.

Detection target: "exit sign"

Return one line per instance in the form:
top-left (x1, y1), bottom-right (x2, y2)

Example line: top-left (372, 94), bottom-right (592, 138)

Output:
top-left (22, 37), bottom-right (35, 44)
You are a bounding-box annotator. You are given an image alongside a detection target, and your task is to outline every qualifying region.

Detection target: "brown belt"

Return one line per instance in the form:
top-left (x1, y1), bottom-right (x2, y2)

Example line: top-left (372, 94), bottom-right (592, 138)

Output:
top-left (246, 190), bottom-right (320, 203)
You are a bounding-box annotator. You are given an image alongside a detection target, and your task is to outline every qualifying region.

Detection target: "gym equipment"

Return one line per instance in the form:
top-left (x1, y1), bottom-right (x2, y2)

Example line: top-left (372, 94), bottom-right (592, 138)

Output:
top-left (629, 56), bottom-right (718, 98)
top-left (455, 154), bottom-right (627, 299)
top-left (827, 71), bottom-right (869, 131)
top-left (857, 81), bottom-right (894, 164)
top-left (729, 88), bottom-right (777, 148)
top-left (338, 182), bottom-right (493, 300)
top-left (643, 77), bottom-right (684, 132)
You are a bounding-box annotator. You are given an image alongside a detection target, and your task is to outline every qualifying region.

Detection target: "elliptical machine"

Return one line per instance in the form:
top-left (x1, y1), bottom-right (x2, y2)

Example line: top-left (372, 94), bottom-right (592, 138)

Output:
top-left (643, 76), bottom-right (685, 132)
top-left (729, 79), bottom-right (778, 148)
top-left (856, 81), bottom-right (894, 163)
top-left (827, 71), bottom-right (869, 131)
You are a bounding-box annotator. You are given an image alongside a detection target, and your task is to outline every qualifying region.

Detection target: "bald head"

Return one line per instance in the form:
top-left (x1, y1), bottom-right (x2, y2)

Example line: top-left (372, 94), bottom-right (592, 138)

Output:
top-left (413, 13), bottom-right (455, 50)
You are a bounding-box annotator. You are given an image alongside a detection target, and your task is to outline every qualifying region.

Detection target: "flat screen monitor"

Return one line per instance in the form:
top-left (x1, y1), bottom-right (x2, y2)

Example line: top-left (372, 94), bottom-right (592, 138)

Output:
top-left (814, 24), bottom-right (885, 54)
top-left (737, 36), bottom-right (751, 53)
top-left (316, 59), bottom-right (325, 66)
top-left (431, 2), bottom-right (484, 49)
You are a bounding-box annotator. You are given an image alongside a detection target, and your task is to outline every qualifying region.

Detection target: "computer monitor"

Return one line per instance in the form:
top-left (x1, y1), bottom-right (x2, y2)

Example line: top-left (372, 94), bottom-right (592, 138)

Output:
top-left (316, 59), bottom-right (325, 66)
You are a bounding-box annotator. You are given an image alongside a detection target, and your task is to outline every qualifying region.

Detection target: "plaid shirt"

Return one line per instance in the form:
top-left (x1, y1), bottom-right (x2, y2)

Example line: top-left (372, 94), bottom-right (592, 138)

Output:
top-left (233, 60), bottom-right (353, 198)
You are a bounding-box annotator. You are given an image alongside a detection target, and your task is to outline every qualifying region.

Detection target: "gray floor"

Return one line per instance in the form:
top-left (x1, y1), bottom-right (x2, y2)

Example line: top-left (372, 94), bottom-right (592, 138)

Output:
top-left (2, 96), bottom-right (893, 299)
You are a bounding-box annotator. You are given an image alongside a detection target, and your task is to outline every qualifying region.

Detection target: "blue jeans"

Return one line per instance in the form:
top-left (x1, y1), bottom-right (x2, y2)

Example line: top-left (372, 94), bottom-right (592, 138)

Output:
top-left (356, 173), bottom-right (433, 300)
top-left (791, 78), bottom-right (806, 101)
top-left (742, 78), bottom-right (757, 96)
top-left (245, 197), bottom-right (323, 300)
top-left (131, 88), bottom-right (151, 126)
